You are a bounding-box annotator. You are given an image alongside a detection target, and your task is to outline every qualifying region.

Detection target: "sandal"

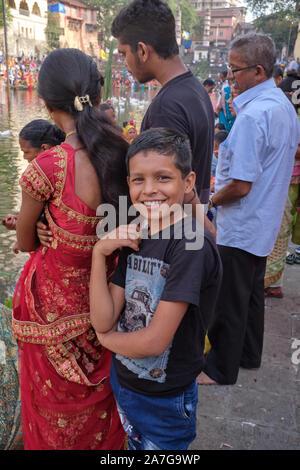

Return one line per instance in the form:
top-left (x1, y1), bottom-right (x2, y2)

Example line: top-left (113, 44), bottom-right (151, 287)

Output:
top-left (294, 253), bottom-right (300, 264)
top-left (264, 287), bottom-right (283, 298)
top-left (286, 253), bottom-right (295, 264)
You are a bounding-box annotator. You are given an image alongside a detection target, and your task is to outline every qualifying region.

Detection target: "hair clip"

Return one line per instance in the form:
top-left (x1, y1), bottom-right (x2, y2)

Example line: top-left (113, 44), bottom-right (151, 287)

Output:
top-left (74, 95), bottom-right (93, 111)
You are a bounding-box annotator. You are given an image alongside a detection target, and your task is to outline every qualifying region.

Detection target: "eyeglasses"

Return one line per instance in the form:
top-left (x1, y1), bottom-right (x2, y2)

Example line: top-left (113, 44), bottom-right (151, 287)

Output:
top-left (228, 64), bottom-right (258, 74)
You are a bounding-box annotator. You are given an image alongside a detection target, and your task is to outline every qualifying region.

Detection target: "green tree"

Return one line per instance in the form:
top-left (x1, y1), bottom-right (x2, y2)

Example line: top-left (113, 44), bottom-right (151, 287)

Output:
top-left (194, 60), bottom-right (209, 79)
top-left (254, 11), bottom-right (298, 55)
top-left (247, 0), bottom-right (299, 55)
top-left (193, 16), bottom-right (205, 40)
top-left (102, 40), bottom-right (115, 101)
top-left (246, 0), bottom-right (299, 16)
top-left (45, 12), bottom-right (61, 51)
top-left (168, 0), bottom-right (198, 33)
top-left (0, 1), bottom-right (12, 28)
top-left (84, 0), bottom-right (131, 48)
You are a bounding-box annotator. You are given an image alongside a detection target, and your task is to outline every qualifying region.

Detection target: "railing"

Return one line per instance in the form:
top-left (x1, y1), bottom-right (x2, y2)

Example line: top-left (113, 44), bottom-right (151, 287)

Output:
top-left (85, 23), bottom-right (97, 33)
top-left (19, 8), bottom-right (30, 16)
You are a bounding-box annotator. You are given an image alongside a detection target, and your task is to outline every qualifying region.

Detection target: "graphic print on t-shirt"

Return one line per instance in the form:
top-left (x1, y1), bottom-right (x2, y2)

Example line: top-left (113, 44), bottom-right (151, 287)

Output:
top-left (116, 253), bottom-right (172, 383)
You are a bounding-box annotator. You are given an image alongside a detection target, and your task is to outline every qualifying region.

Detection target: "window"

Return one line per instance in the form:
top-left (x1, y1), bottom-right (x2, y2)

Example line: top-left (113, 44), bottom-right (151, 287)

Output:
top-left (8, 0), bottom-right (16, 9)
top-left (19, 1), bottom-right (30, 16)
top-left (32, 2), bottom-right (41, 16)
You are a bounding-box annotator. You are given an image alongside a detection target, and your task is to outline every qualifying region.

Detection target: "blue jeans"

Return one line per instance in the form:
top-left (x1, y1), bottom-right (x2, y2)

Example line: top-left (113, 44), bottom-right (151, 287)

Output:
top-left (110, 361), bottom-right (198, 450)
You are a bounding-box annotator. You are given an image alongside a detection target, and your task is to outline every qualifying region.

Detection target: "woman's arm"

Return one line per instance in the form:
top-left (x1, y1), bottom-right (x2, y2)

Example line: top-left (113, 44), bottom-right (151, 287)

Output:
top-left (16, 190), bottom-right (44, 252)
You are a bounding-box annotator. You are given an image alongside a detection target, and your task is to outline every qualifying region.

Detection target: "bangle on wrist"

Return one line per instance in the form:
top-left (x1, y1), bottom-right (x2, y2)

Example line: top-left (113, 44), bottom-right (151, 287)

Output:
top-left (208, 195), bottom-right (215, 209)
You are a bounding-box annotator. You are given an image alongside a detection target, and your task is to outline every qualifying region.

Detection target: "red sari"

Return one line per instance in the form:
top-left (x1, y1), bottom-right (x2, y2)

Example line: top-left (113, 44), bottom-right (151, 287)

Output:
top-left (12, 143), bottom-right (125, 450)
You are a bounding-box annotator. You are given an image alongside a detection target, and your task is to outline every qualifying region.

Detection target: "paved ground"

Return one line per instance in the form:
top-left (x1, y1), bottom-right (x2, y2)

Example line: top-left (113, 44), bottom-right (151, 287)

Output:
top-left (191, 242), bottom-right (300, 451)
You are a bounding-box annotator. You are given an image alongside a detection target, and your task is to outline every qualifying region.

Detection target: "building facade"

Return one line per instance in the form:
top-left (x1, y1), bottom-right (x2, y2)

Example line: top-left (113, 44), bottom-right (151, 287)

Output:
top-left (190, 0), bottom-right (245, 11)
top-left (208, 7), bottom-right (246, 47)
top-left (5, 0), bottom-right (48, 57)
top-left (191, 3), bottom-right (247, 63)
top-left (48, 0), bottom-right (98, 57)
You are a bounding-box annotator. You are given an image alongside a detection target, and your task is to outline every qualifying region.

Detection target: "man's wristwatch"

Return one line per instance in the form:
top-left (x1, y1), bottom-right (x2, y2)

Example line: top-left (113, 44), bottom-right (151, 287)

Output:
top-left (208, 195), bottom-right (215, 210)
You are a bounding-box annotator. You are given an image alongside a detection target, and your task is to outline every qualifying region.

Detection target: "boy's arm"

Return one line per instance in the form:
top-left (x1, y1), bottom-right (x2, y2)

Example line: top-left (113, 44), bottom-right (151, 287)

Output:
top-left (90, 247), bottom-right (124, 333)
top-left (90, 225), bottom-right (140, 333)
top-left (96, 300), bottom-right (189, 358)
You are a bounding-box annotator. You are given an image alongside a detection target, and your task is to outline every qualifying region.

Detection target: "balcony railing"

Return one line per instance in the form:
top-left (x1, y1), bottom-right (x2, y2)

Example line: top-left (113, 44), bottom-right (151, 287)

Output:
top-left (85, 23), bottom-right (97, 33)
top-left (19, 8), bottom-right (30, 16)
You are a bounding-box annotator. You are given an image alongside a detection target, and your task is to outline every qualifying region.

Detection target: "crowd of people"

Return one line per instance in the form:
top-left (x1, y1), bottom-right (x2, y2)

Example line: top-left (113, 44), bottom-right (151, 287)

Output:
top-left (111, 67), bottom-right (158, 91)
top-left (0, 56), bottom-right (45, 90)
top-left (0, 0), bottom-right (300, 452)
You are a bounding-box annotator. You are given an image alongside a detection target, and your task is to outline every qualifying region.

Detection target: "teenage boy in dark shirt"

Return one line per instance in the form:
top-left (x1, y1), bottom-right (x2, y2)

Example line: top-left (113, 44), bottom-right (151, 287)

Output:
top-left (36, 0), bottom-right (215, 244)
top-left (111, 0), bottom-right (215, 210)
top-left (90, 128), bottom-right (222, 450)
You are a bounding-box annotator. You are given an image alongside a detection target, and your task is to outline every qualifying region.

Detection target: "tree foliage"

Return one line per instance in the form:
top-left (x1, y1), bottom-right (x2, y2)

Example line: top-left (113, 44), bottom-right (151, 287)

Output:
top-left (0, 2), bottom-right (12, 28)
top-left (167, 0), bottom-right (203, 39)
top-left (254, 11), bottom-right (298, 54)
top-left (246, 0), bottom-right (300, 17)
top-left (102, 40), bottom-right (115, 101)
top-left (84, 0), bottom-right (131, 48)
top-left (247, 0), bottom-right (299, 54)
top-left (180, 0), bottom-right (198, 32)
top-left (45, 12), bottom-right (61, 51)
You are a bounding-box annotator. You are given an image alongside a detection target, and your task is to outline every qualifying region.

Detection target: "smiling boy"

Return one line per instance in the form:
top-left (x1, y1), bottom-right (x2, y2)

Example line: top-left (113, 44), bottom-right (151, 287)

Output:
top-left (89, 128), bottom-right (222, 450)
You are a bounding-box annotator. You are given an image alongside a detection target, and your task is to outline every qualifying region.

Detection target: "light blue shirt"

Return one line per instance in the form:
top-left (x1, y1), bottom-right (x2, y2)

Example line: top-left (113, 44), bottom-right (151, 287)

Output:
top-left (215, 78), bottom-right (300, 257)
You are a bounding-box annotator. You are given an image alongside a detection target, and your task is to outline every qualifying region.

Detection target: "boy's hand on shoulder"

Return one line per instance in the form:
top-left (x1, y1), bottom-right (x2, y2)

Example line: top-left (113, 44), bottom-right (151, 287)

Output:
top-left (94, 224), bottom-right (141, 257)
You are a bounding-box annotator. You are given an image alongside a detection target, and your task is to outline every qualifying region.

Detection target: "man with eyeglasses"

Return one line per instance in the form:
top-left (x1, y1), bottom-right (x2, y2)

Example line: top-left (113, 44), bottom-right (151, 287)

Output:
top-left (198, 33), bottom-right (300, 386)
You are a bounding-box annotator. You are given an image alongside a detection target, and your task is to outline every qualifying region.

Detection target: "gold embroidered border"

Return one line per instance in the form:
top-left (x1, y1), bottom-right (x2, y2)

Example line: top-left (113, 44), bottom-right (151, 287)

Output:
top-left (57, 202), bottom-right (101, 227)
top-left (11, 312), bottom-right (91, 345)
top-left (45, 343), bottom-right (108, 387)
top-left (19, 161), bottom-right (54, 202)
top-left (45, 206), bottom-right (98, 252)
top-left (51, 145), bottom-right (101, 227)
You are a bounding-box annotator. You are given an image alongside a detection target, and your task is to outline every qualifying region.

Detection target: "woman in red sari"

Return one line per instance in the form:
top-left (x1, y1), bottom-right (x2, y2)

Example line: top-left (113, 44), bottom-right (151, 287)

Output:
top-left (12, 49), bottom-right (129, 450)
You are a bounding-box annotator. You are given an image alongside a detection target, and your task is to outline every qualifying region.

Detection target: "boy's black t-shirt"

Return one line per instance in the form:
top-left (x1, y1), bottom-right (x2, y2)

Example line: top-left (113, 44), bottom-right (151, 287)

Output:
top-left (111, 217), bottom-right (222, 397)
top-left (140, 71), bottom-right (215, 204)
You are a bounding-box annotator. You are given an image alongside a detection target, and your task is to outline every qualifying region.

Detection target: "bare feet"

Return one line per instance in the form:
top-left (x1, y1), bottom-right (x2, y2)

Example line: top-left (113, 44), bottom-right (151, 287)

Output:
top-left (197, 371), bottom-right (217, 385)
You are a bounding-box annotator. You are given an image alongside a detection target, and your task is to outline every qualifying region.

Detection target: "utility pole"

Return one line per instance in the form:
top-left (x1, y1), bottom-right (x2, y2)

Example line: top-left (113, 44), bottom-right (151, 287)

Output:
top-left (1, 0), bottom-right (10, 93)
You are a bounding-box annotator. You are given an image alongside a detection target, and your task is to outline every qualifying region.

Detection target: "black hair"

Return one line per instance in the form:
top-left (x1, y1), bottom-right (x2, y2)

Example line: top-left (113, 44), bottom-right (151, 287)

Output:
top-left (19, 119), bottom-right (65, 148)
top-left (126, 128), bottom-right (192, 178)
top-left (220, 70), bottom-right (228, 79)
top-left (215, 122), bottom-right (226, 131)
top-left (214, 130), bottom-right (229, 145)
top-left (272, 65), bottom-right (283, 79)
top-left (111, 0), bottom-right (179, 59)
top-left (203, 79), bottom-right (215, 87)
top-left (99, 103), bottom-right (111, 111)
top-left (38, 48), bottom-right (129, 209)
top-left (100, 103), bottom-right (114, 112)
